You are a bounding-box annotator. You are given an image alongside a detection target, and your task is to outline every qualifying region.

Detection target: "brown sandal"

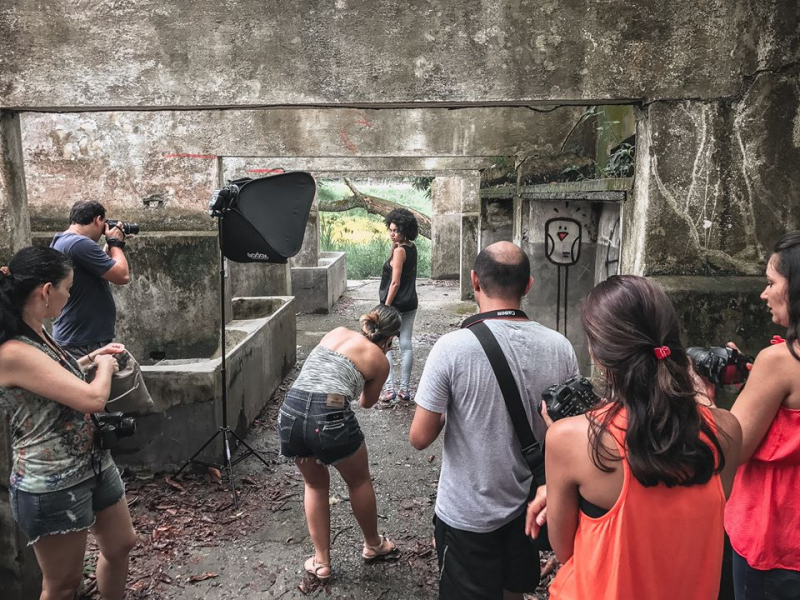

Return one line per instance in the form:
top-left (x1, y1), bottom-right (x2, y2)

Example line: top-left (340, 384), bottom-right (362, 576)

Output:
top-left (304, 555), bottom-right (331, 581)
top-left (362, 535), bottom-right (399, 562)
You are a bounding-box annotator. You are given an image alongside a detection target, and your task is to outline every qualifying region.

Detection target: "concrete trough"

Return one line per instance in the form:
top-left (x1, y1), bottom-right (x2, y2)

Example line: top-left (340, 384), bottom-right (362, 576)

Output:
top-left (290, 251), bottom-right (347, 314)
top-left (113, 296), bottom-right (296, 471)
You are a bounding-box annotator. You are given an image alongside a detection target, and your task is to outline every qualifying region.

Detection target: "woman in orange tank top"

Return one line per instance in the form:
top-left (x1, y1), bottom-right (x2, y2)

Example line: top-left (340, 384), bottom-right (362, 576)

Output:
top-left (722, 232), bottom-right (800, 599)
top-left (541, 275), bottom-right (742, 600)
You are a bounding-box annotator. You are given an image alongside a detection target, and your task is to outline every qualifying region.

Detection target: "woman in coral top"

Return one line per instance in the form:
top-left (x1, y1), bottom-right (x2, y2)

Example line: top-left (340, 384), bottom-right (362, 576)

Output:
top-left (725, 231), bottom-right (800, 599)
top-left (540, 275), bottom-right (742, 600)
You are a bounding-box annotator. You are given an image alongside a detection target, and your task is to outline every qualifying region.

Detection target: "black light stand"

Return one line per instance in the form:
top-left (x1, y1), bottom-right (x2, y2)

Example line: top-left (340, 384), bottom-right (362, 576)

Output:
top-left (175, 211), bottom-right (271, 509)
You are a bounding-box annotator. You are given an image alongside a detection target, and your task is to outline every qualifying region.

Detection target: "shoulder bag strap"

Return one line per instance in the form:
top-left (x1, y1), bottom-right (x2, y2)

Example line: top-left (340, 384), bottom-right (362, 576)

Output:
top-left (469, 321), bottom-right (546, 487)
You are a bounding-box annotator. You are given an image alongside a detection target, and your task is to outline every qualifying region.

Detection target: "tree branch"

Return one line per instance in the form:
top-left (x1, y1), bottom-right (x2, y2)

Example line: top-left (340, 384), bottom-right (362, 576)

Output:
top-left (318, 178), bottom-right (431, 239)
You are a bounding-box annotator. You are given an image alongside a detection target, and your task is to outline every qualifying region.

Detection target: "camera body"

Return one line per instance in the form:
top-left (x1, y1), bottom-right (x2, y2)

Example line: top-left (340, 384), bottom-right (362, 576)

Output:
top-left (106, 219), bottom-right (140, 236)
top-left (541, 375), bottom-right (600, 422)
top-left (94, 412), bottom-right (137, 450)
top-left (686, 346), bottom-right (753, 385)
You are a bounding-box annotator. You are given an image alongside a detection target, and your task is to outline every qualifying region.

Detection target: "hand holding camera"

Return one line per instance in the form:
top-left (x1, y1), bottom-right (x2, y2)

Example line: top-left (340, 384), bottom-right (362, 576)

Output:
top-left (540, 375), bottom-right (601, 422)
top-left (686, 345), bottom-right (754, 386)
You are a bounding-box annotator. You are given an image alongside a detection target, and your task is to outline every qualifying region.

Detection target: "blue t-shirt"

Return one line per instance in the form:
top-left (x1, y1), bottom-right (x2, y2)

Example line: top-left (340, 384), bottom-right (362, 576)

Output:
top-left (51, 232), bottom-right (117, 346)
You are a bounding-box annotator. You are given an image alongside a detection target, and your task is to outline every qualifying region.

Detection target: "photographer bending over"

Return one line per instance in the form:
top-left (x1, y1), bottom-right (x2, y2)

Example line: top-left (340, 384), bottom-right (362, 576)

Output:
top-left (0, 247), bottom-right (136, 600)
top-left (724, 231), bottom-right (800, 598)
top-left (278, 304), bottom-right (401, 581)
top-left (543, 275), bottom-right (741, 600)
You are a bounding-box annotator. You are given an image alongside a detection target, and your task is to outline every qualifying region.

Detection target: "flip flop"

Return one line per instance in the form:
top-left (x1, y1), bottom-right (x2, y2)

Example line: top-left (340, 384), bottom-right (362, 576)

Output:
top-left (304, 555), bottom-right (331, 581)
top-left (362, 535), bottom-right (399, 562)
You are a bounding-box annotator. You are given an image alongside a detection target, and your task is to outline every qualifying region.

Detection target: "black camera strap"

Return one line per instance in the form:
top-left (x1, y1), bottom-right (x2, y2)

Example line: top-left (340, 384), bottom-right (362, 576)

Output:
top-left (467, 320), bottom-right (546, 488)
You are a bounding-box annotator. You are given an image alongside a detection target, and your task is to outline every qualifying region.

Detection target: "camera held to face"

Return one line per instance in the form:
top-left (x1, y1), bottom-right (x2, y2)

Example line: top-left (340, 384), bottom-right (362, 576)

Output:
top-left (541, 375), bottom-right (600, 422)
top-left (106, 219), bottom-right (140, 236)
top-left (686, 346), bottom-right (753, 385)
top-left (94, 412), bottom-right (137, 450)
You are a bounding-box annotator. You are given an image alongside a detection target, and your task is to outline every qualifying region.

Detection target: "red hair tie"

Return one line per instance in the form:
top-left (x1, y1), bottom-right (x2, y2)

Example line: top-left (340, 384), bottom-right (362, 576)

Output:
top-left (770, 335), bottom-right (786, 345)
top-left (654, 346), bottom-right (671, 360)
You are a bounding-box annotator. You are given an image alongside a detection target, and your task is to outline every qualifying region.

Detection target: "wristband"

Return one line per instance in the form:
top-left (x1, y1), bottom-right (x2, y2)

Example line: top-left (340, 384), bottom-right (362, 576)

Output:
top-left (107, 239), bottom-right (126, 249)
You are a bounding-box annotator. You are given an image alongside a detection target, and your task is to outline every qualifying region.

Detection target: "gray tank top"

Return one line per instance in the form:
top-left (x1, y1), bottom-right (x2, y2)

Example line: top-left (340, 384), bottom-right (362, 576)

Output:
top-left (292, 345), bottom-right (366, 404)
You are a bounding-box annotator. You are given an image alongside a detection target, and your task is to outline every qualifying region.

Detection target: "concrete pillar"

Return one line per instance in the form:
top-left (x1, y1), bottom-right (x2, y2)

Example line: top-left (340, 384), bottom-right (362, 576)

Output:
top-left (0, 111), bottom-right (38, 600)
top-left (291, 194), bottom-right (320, 268)
top-left (459, 173), bottom-right (481, 301)
top-left (430, 177), bottom-right (462, 279)
top-left (0, 111), bottom-right (31, 260)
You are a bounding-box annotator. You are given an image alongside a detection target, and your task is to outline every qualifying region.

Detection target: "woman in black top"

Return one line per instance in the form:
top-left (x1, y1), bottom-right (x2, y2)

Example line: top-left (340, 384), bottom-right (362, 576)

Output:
top-left (378, 208), bottom-right (419, 404)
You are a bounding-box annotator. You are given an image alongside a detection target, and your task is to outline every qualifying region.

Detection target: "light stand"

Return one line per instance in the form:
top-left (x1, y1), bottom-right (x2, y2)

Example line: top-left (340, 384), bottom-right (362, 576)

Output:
top-left (175, 210), bottom-right (271, 509)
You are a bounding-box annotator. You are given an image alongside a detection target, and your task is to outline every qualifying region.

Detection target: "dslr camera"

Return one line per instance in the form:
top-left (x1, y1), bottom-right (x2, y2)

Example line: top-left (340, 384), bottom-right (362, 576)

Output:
top-left (686, 346), bottom-right (753, 385)
top-left (93, 412), bottom-right (137, 451)
top-left (541, 375), bottom-right (600, 422)
top-left (106, 219), bottom-right (140, 236)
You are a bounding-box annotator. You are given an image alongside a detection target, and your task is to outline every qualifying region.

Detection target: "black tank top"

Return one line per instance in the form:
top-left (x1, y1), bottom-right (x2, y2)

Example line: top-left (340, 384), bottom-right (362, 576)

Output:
top-left (379, 243), bottom-right (418, 313)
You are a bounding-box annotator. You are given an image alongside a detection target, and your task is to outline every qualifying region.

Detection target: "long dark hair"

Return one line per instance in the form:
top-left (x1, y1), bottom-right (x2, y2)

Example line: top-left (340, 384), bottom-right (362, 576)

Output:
top-left (581, 275), bottom-right (724, 487)
top-left (773, 231), bottom-right (800, 361)
top-left (0, 246), bottom-right (72, 343)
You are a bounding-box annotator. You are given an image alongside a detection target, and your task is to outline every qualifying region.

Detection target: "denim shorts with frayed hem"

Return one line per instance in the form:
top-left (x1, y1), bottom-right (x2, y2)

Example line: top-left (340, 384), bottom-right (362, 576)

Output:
top-left (10, 465), bottom-right (125, 546)
top-left (278, 388), bottom-right (364, 466)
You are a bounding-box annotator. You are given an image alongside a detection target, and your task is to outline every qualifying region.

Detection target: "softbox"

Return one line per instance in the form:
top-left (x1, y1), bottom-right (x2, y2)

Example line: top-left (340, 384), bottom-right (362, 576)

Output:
top-left (219, 172), bottom-right (316, 264)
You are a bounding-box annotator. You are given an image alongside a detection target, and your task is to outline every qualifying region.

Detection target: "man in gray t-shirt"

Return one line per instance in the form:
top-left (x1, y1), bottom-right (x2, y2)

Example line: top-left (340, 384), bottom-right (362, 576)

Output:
top-left (410, 241), bottom-right (578, 600)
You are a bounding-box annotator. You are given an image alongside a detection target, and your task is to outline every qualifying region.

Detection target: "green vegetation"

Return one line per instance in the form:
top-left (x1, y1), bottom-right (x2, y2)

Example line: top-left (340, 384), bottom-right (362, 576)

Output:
top-left (318, 180), bottom-right (432, 279)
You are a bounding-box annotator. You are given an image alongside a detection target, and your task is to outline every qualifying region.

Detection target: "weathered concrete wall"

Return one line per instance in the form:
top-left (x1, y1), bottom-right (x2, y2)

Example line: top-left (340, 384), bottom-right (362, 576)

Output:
top-left (31, 232), bottom-right (220, 361)
top-left (116, 297), bottom-right (296, 470)
top-left (0, 112), bottom-right (30, 260)
top-left (19, 107), bottom-right (587, 231)
top-left (291, 252), bottom-right (347, 314)
top-left (2, 1), bottom-right (796, 109)
top-left (460, 175), bottom-right (481, 300)
top-left (622, 70), bottom-right (800, 276)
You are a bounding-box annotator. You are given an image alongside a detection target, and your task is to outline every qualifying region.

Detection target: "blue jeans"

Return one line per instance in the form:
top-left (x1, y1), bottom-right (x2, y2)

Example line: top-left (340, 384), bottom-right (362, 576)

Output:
top-left (277, 389), bottom-right (364, 466)
top-left (733, 550), bottom-right (800, 599)
top-left (10, 466), bottom-right (125, 545)
top-left (385, 309), bottom-right (416, 392)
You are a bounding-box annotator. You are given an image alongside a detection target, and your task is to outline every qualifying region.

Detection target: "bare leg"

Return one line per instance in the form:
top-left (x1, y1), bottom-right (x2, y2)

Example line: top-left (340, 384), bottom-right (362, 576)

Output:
top-left (333, 444), bottom-right (381, 547)
top-left (91, 498), bottom-right (137, 600)
top-left (295, 457), bottom-right (332, 577)
top-left (33, 530), bottom-right (88, 600)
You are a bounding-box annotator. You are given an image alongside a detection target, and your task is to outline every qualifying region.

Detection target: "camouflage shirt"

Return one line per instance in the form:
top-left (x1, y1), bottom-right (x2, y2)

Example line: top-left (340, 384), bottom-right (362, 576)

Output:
top-left (0, 335), bottom-right (111, 493)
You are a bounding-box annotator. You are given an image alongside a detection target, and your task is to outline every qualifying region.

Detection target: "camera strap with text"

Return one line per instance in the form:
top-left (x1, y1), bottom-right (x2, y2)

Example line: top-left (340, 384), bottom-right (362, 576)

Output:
top-left (467, 321), bottom-right (546, 488)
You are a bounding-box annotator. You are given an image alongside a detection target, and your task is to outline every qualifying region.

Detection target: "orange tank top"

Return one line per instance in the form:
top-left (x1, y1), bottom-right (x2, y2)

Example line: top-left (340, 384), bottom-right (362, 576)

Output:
top-left (548, 407), bottom-right (725, 600)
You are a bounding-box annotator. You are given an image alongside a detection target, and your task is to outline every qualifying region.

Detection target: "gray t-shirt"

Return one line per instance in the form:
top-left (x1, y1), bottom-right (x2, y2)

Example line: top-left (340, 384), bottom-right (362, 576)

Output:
top-left (415, 319), bottom-right (579, 533)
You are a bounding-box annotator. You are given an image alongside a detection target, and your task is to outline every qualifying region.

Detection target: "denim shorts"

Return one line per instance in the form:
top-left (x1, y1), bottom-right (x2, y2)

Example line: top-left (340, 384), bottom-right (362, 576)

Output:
top-left (278, 388), bottom-right (364, 465)
top-left (10, 466), bottom-right (126, 545)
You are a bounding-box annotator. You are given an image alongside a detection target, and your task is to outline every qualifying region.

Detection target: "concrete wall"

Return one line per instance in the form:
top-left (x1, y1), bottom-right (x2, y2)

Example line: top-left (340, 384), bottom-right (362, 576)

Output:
top-left (2, 1), bottom-right (796, 109)
top-left (290, 252), bottom-right (347, 313)
top-left (431, 177), bottom-right (468, 279)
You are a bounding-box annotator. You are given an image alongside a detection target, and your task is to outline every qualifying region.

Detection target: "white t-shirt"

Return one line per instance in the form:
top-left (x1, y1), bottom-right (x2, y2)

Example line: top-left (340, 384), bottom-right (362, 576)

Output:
top-left (415, 319), bottom-right (579, 533)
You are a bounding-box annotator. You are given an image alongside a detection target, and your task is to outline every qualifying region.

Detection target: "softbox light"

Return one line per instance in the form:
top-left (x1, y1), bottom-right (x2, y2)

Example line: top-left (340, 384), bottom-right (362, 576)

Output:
top-left (216, 172), bottom-right (316, 264)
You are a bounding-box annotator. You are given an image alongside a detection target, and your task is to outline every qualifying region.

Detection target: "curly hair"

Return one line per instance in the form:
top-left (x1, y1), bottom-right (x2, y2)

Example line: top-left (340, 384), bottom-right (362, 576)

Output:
top-left (385, 208), bottom-right (419, 241)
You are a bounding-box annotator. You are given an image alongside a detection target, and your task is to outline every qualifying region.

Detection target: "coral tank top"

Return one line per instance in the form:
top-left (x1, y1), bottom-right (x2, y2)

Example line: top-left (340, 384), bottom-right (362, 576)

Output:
top-left (725, 406), bottom-right (800, 571)
top-left (549, 407), bottom-right (725, 600)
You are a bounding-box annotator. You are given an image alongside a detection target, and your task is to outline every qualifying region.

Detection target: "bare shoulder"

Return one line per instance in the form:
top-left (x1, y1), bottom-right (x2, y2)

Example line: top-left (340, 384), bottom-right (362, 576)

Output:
top-left (0, 339), bottom-right (34, 363)
top-left (755, 342), bottom-right (797, 368)
top-left (0, 340), bottom-right (43, 385)
top-left (547, 415), bottom-right (589, 450)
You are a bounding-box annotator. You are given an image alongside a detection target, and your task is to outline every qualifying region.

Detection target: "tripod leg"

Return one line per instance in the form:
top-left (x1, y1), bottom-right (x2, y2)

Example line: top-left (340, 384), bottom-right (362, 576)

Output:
top-left (222, 429), bottom-right (238, 509)
top-left (175, 428), bottom-right (224, 478)
top-left (228, 429), bottom-right (273, 468)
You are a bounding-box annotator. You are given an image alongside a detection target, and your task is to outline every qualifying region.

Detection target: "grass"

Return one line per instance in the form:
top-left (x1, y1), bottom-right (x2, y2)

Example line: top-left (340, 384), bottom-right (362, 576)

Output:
top-left (318, 180), bottom-right (432, 279)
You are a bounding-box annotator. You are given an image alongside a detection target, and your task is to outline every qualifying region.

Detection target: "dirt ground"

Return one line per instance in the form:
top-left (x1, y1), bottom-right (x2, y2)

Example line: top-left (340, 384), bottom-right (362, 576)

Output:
top-left (81, 279), bottom-right (555, 599)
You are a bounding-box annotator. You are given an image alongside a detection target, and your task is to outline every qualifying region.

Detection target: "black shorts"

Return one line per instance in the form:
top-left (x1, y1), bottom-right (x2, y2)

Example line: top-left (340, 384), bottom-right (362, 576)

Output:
top-left (277, 389), bottom-right (364, 466)
top-left (434, 510), bottom-right (540, 599)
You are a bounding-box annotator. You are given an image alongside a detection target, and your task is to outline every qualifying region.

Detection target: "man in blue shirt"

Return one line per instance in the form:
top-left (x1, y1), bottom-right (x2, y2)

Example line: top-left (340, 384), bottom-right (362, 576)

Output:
top-left (51, 201), bottom-right (131, 358)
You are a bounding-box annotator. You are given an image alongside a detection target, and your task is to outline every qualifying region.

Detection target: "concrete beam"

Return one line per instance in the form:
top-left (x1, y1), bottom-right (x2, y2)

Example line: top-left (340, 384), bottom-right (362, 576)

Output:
top-left (2, 1), bottom-right (795, 109)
